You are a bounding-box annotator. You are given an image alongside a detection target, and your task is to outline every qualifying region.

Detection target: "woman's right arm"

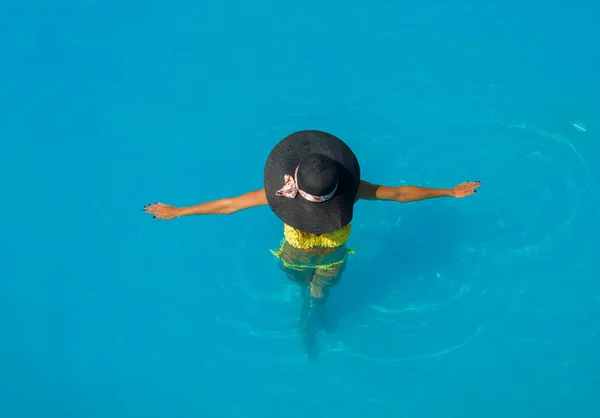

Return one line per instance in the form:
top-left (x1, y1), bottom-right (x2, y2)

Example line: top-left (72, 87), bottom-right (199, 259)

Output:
top-left (144, 188), bottom-right (268, 219)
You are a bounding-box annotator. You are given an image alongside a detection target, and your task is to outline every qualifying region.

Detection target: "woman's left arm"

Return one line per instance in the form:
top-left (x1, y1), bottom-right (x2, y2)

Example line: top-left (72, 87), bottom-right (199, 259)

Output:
top-left (356, 180), bottom-right (481, 203)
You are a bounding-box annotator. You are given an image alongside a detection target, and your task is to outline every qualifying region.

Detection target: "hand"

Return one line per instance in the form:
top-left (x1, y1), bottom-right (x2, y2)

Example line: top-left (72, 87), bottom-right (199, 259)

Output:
top-left (143, 202), bottom-right (182, 219)
top-left (451, 181), bottom-right (481, 198)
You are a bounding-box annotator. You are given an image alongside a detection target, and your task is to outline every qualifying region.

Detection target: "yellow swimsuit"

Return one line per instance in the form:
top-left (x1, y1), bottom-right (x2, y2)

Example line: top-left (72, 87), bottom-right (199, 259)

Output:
top-left (270, 223), bottom-right (354, 271)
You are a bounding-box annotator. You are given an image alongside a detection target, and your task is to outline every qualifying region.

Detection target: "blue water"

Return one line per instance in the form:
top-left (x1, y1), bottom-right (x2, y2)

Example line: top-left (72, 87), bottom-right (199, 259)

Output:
top-left (2, 1), bottom-right (599, 417)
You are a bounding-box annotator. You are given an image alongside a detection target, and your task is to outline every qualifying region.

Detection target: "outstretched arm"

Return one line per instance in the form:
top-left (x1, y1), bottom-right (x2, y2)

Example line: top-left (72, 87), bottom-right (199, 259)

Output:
top-left (144, 188), bottom-right (268, 219)
top-left (356, 180), bottom-right (480, 203)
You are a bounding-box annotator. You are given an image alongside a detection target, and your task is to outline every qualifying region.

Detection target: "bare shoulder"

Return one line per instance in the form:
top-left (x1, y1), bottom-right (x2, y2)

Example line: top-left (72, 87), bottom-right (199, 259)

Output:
top-left (355, 180), bottom-right (377, 201)
top-left (355, 180), bottom-right (398, 202)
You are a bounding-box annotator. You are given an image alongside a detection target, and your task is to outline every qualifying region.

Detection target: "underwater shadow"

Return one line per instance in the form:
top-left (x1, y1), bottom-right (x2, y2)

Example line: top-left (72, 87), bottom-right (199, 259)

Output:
top-left (329, 206), bottom-right (462, 320)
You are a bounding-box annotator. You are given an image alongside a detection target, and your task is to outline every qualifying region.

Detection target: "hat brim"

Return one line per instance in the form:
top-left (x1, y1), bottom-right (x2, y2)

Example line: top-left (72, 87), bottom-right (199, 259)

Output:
top-left (263, 130), bottom-right (361, 235)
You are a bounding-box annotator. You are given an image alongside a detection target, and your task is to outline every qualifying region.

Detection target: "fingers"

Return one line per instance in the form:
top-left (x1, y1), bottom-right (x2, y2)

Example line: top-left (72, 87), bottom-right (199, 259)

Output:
top-left (466, 181), bottom-right (480, 194)
top-left (143, 202), bottom-right (159, 214)
top-left (463, 181), bottom-right (481, 191)
top-left (143, 202), bottom-right (166, 216)
top-left (143, 202), bottom-right (175, 219)
top-left (454, 181), bottom-right (481, 198)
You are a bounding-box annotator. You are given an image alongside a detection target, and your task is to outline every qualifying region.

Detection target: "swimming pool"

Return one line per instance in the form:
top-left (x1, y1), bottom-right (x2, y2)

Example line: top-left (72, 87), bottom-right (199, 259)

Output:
top-left (1, 1), bottom-right (599, 417)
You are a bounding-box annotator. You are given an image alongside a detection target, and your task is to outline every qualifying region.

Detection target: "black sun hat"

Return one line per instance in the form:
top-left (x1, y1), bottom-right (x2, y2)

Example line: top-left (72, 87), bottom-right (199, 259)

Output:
top-left (263, 130), bottom-right (361, 235)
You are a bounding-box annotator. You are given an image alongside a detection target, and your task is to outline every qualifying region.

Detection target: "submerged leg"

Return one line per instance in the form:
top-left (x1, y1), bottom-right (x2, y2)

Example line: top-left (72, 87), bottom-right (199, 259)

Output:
top-left (298, 285), bottom-right (311, 332)
top-left (278, 263), bottom-right (318, 335)
top-left (278, 262), bottom-right (313, 287)
top-left (276, 244), bottom-right (348, 358)
top-left (301, 294), bottom-right (325, 359)
top-left (308, 263), bottom-right (346, 334)
top-left (301, 274), bottom-right (341, 358)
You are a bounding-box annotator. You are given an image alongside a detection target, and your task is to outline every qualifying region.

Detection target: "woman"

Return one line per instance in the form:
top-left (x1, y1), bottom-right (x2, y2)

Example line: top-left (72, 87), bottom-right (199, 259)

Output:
top-left (144, 130), bottom-right (480, 357)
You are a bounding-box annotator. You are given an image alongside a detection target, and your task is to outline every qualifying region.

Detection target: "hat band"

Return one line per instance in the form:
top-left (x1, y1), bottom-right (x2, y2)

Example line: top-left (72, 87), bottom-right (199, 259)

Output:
top-left (275, 166), bottom-right (338, 203)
